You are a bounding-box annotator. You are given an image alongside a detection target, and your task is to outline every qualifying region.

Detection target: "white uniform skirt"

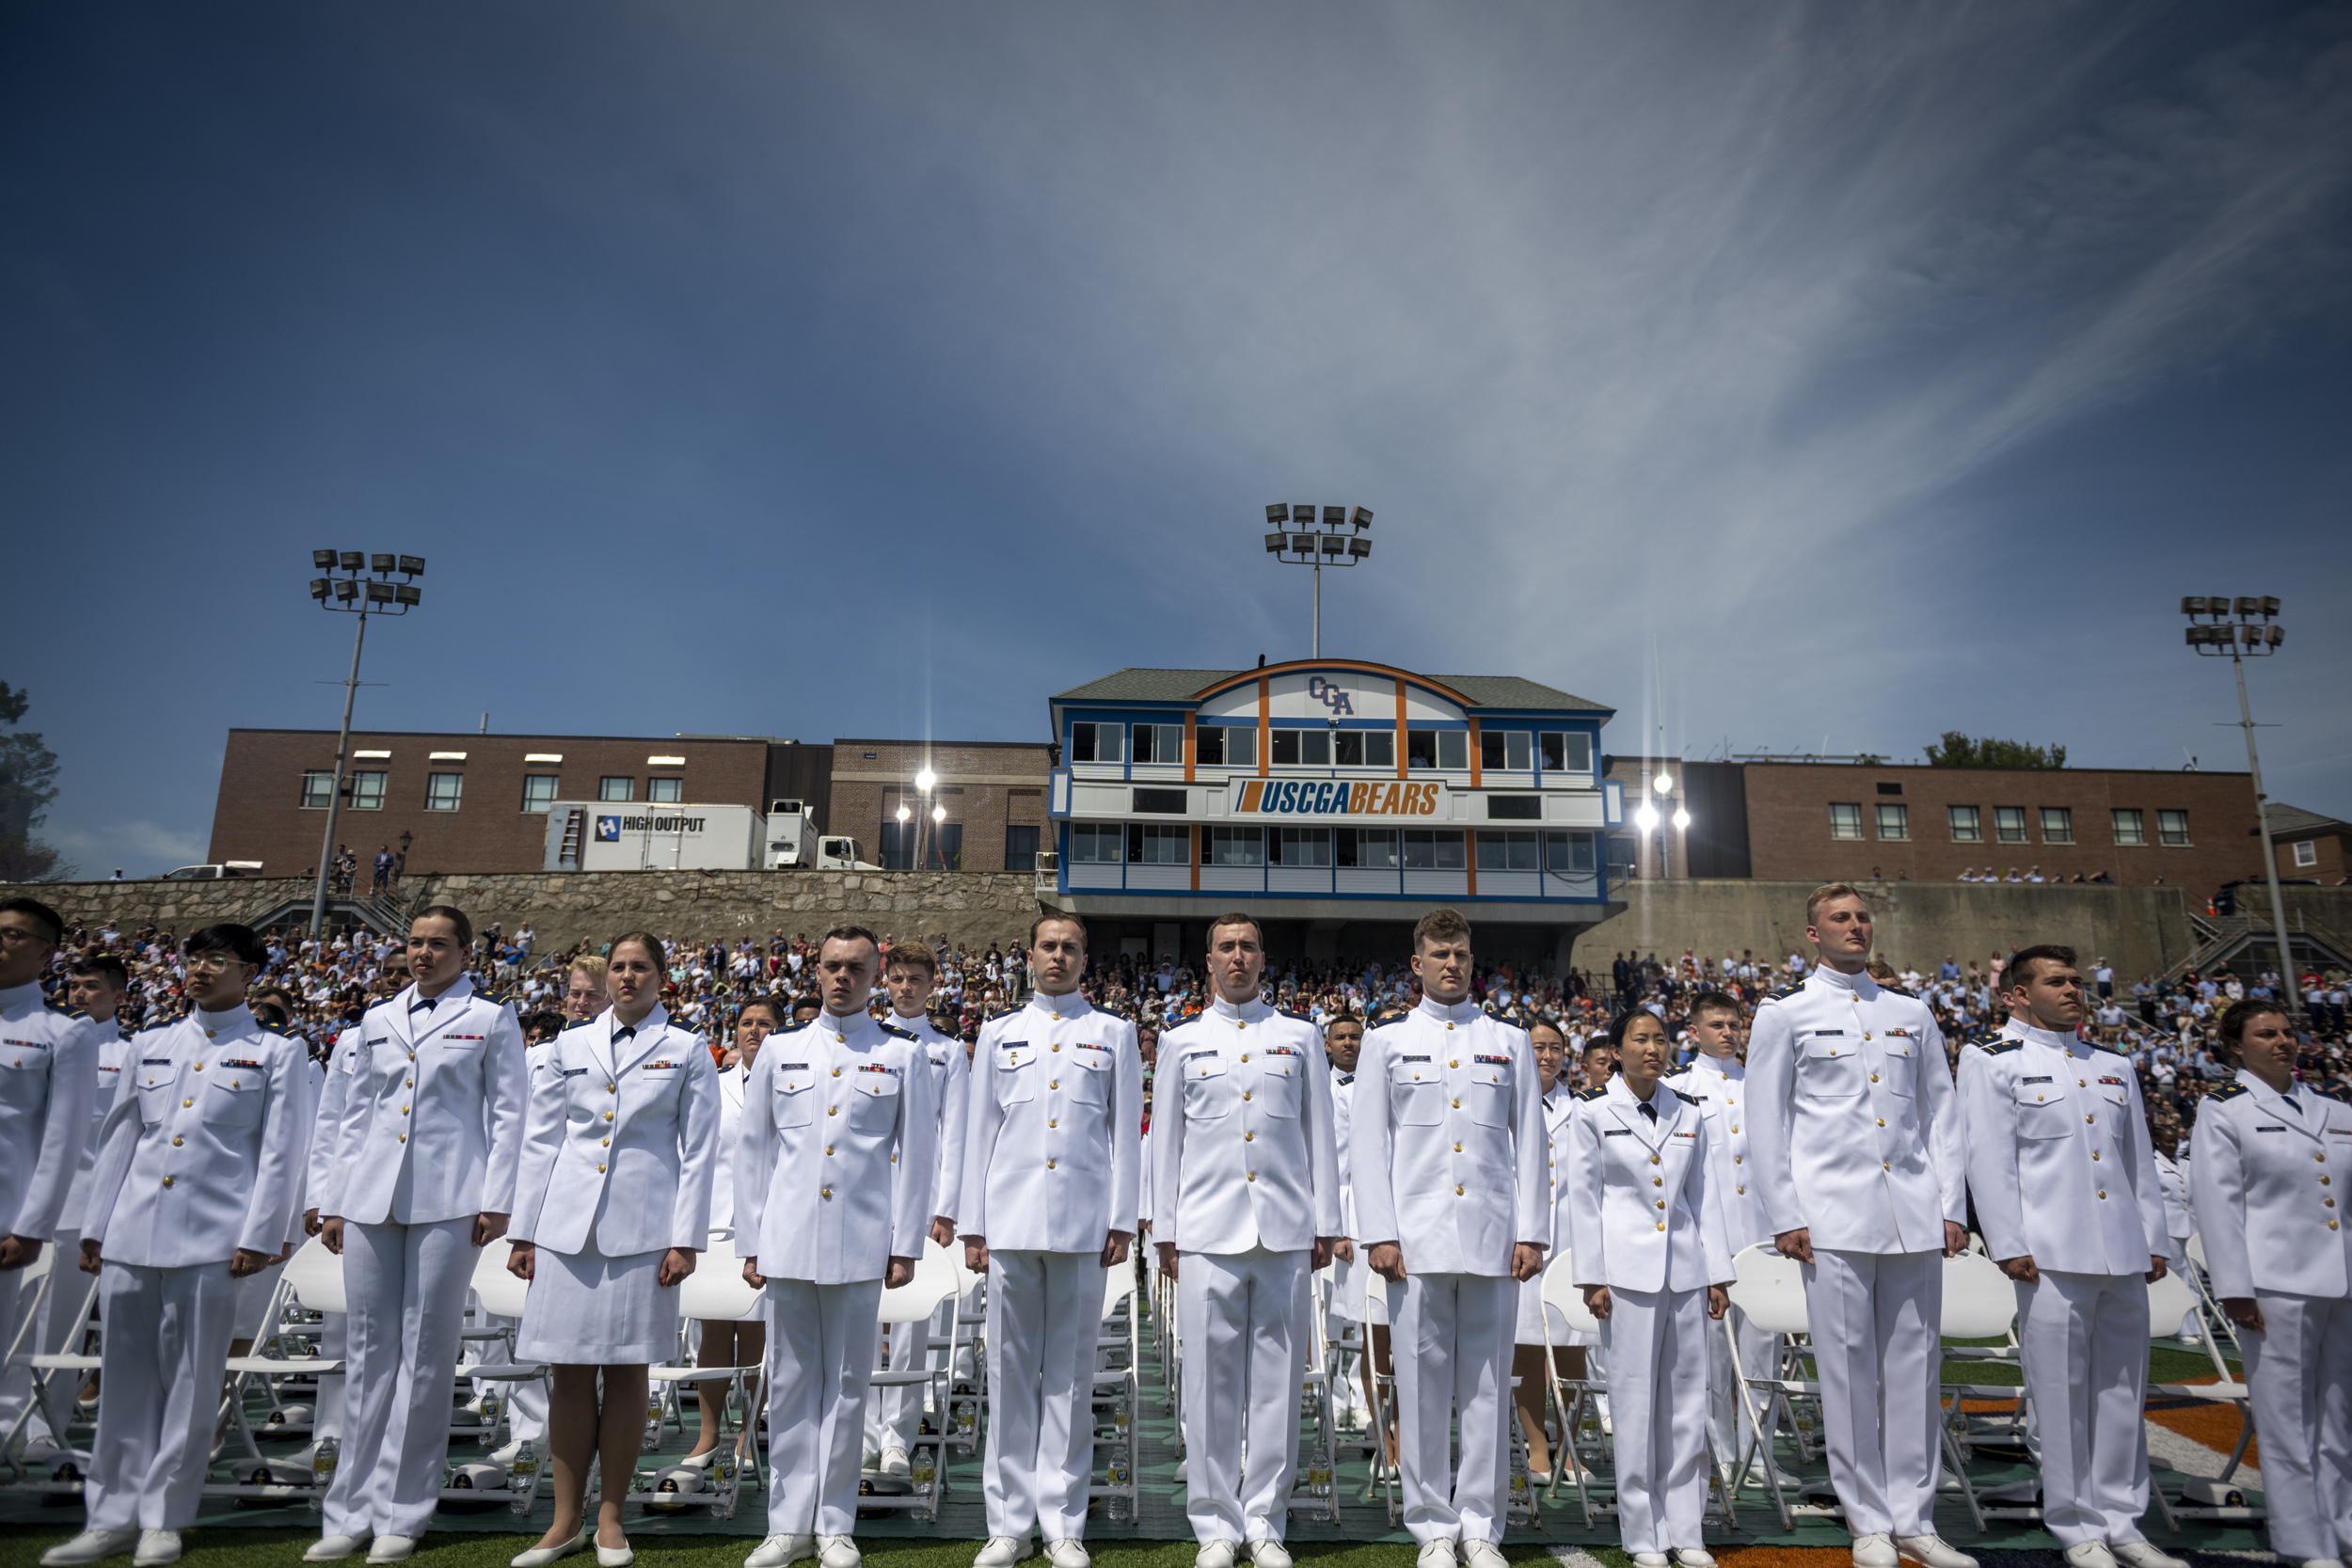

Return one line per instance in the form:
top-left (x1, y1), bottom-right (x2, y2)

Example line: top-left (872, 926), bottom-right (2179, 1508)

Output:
top-left (516, 1244), bottom-right (680, 1365)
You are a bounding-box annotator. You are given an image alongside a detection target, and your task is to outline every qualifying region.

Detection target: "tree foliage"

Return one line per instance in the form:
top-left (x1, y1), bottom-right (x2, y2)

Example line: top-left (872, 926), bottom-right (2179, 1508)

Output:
top-left (0, 682), bottom-right (71, 882)
top-left (1925, 731), bottom-right (2067, 769)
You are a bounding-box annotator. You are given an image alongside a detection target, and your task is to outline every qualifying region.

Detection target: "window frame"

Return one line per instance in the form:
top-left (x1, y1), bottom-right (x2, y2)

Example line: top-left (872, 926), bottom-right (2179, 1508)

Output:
top-left (599, 776), bottom-right (636, 802)
top-left (1203, 825), bottom-right (1265, 867)
top-left (1538, 731), bottom-right (1594, 776)
top-left (1269, 826), bottom-right (1333, 867)
top-left (300, 769), bottom-right (336, 810)
top-left (1336, 827), bottom-right (1400, 869)
top-left (1875, 803), bottom-right (1910, 841)
top-left (1126, 823), bottom-right (1191, 864)
top-left (1994, 806), bottom-right (2028, 844)
top-left (1828, 802), bottom-right (1864, 840)
top-left (1544, 831), bottom-right (1597, 874)
top-left (2039, 806), bottom-right (2073, 844)
top-left (521, 775), bottom-right (559, 814)
top-left (2157, 810), bottom-right (2191, 847)
top-left (1133, 723), bottom-right (1184, 765)
top-left (2111, 809), bottom-right (2146, 847)
top-left (1402, 828), bottom-right (1467, 870)
top-left (648, 776), bottom-right (683, 803)
top-left (2293, 839), bottom-right (2318, 869)
top-left (1070, 721), bottom-right (1124, 765)
top-left (424, 772), bottom-right (465, 813)
top-left (1474, 829), bottom-right (1540, 871)
top-left (1068, 823), bottom-right (1124, 863)
top-left (349, 770), bottom-right (387, 811)
top-left (1947, 805), bottom-right (1981, 843)
top-left (1003, 824), bottom-right (1041, 871)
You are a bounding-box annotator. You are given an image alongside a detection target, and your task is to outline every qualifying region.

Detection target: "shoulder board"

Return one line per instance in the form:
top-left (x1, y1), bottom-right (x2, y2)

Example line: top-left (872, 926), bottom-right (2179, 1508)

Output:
top-left (775, 1018), bottom-right (816, 1035)
top-left (2090, 1040), bottom-right (2127, 1057)
top-left (1761, 982), bottom-right (1804, 1003)
top-left (45, 1000), bottom-right (89, 1019)
top-left (2208, 1082), bottom-right (2249, 1101)
top-left (878, 1022), bottom-right (916, 1042)
top-left (1881, 984), bottom-right (1915, 999)
top-left (1368, 1008), bottom-right (1409, 1029)
top-left (1984, 1038), bottom-right (2025, 1055)
top-left (986, 1005), bottom-right (1022, 1022)
top-left (1673, 1087), bottom-right (1700, 1105)
top-left (262, 1021), bottom-right (300, 1039)
top-left (1278, 1006), bottom-right (1314, 1024)
top-left (1574, 1086), bottom-right (1606, 1102)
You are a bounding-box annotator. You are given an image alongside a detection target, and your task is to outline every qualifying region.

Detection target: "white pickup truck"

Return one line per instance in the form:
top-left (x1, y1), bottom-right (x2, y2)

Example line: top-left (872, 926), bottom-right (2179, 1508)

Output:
top-left (764, 801), bottom-right (881, 871)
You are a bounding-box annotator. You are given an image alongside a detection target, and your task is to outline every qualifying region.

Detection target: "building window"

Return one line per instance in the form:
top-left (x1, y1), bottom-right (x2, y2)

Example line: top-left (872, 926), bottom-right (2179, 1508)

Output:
top-left (1538, 732), bottom-right (1594, 776)
top-left (1876, 804), bottom-right (1910, 841)
top-left (1270, 728), bottom-right (1333, 767)
top-left (928, 824), bottom-right (963, 871)
top-left (350, 771), bottom-right (387, 811)
top-left (1132, 723), bottom-right (1184, 765)
top-left (1406, 729), bottom-right (1469, 770)
top-left (1478, 731), bottom-right (1534, 772)
top-left (1876, 781), bottom-right (1904, 796)
top-left (1487, 795), bottom-right (1540, 820)
top-left (2111, 809), bottom-right (2145, 847)
top-left (1947, 806), bottom-right (1981, 842)
top-left (648, 777), bottom-right (683, 803)
top-left (1475, 830), bottom-right (1539, 870)
top-left (425, 773), bottom-right (464, 812)
top-left (1270, 827), bottom-right (1332, 866)
top-left (599, 776), bottom-right (635, 802)
top-left (1829, 803), bottom-right (1864, 840)
top-left (300, 769), bottom-right (336, 809)
top-left (1069, 722), bottom-right (1123, 764)
top-left (522, 775), bottom-right (559, 813)
top-left (1994, 806), bottom-right (2028, 844)
top-left (1132, 787), bottom-right (1187, 815)
top-left (1068, 824), bottom-right (1123, 863)
top-left (2039, 807), bottom-right (2073, 844)
top-left (1004, 824), bottom-right (1041, 871)
top-left (2293, 839), bottom-right (2318, 868)
top-left (1127, 824), bottom-right (1190, 864)
top-left (1203, 826), bottom-right (1264, 866)
top-left (1333, 729), bottom-right (1395, 768)
top-left (877, 823), bottom-right (913, 870)
top-left (2157, 810), bottom-right (2191, 847)
top-left (1337, 828), bottom-right (1399, 868)
top-left (1545, 831), bottom-right (1597, 874)
top-left (1195, 725), bottom-right (1257, 768)
top-left (1402, 829), bottom-right (1467, 870)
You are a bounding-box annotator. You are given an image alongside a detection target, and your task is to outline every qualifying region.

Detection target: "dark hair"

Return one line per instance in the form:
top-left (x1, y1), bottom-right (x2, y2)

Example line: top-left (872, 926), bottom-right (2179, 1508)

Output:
top-left (1580, 1035), bottom-right (1614, 1061)
top-left (0, 896), bottom-right (63, 945)
top-left (185, 923), bottom-right (267, 968)
top-left (609, 929), bottom-right (666, 971)
top-left (1607, 1008), bottom-right (1668, 1050)
top-left (882, 944), bottom-right (936, 979)
top-left (2218, 998), bottom-right (2291, 1050)
top-left (1029, 912), bottom-right (1087, 948)
top-left (1412, 907), bottom-right (1471, 955)
top-left (412, 905), bottom-right (473, 947)
top-left (1206, 912), bottom-right (1263, 947)
top-left (739, 996), bottom-right (787, 1027)
top-left (1527, 1018), bottom-right (1568, 1047)
top-left (790, 997), bottom-right (824, 1020)
top-left (1325, 1012), bottom-right (1365, 1036)
top-left (2005, 944), bottom-right (2077, 990)
top-left (522, 1010), bottom-right (566, 1038)
top-left (1688, 990), bottom-right (1740, 1022)
top-left (71, 953), bottom-right (130, 990)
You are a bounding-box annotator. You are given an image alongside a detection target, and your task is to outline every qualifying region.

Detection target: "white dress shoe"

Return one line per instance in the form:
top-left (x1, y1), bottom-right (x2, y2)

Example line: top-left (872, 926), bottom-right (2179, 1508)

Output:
top-left (596, 1536), bottom-right (634, 1568)
top-left (132, 1533), bottom-right (182, 1568)
top-left (1631, 1556), bottom-right (1672, 1568)
top-left (1416, 1543), bottom-right (1457, 1568)
top-left (1896, 1537), bottom-right (1978, 1568)
top-left (2062, 1547), bottom-right (2116, 1568)
top-left (1248, 1543), bottom-right (1291, 1568)
top-left (1194, 1543), bottom-right (1238, 1568)
top-left (2107, 1547), bottom-right (2185, 1568)
top-left (489, 1439), bottom-right (526, 1465)
top-left (368, 1538), bottom-right (417, 1564)
top-left (974, 1541), bottom-right (1034, 1568)
top-left (511, 1528), bottom-right (589, 1568)
top-left (307, 1538), bottom-right (370, 1563)
top-left (745, 1536), bottom-right (815, 1568)
top-left (1173, 1457), bottom-right (1189, 1483)
top-left (1672, 1551), bottom-right (1717, 1568)
top-left (1851, 1534), bottom-right (1899, 1568)
top-left (40, 1529), bottom-right (139, 1566)
top-left (818, 1536), bottom-right (861, 1568)
top-left (1460, 1543), bottom-right (1507, 1568)
top-left (1043, 1542), bottom-right (1089, 1568)
top-left (879, 1446), bottom-right (911, 1478)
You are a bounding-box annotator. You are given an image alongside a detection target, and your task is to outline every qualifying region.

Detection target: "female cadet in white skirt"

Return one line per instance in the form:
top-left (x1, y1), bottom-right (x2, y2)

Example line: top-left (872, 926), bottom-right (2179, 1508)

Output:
top-left (1511, 1018), bottom-right (1577, 1481)
top-left (507, 932), bottom-right (721, 1568)
top-left (683, 995), bottom-right (779, 1468)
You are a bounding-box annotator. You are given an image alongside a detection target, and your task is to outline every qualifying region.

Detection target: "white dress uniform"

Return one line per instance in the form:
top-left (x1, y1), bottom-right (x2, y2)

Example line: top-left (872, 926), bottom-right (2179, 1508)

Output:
top-left (1661, 1052), bottom-right (1776, 1472)
top-left (1327, 1061), bottom-right (1368, 1323)
top-left (1152, 995), bottom-right (1342, 1547)
top-left (301, 1027), bottom-right (359, 1450)
top-left (319, 977), bottom-right (528, 1544)
top-left (961, 990), bottom-right (1141, 1544)
top-left (1959, 1024), bottom-right (2167, 1549)
top-left (2151, 1151), bottom-right (2198, 1339)
top-left (866, 1010), bottom-right (971, 1460)
top-left (0, 996), bottom-right (113, 1445)
top-left (2187, 1071), bottom-right (2352, 1562)
top-left (79, 1004), bottom-right (311, 1531)
top-left (1350, 995), bottom-right (1548, 1547)
top-left (1745, 968), bottom-right (1964, 1541)
top-left (511, 1005), bottom-right (720, 1363)
top-left (1515, 1082), bottom-right (1576, 1344)
top-left (737, 1008), bottom-right (935, 1540)
top-left (1564, 1077), bottom-right (1734, 1556)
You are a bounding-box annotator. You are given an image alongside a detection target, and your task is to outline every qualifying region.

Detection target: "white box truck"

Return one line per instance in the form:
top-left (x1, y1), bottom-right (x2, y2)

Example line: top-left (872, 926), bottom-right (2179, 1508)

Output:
top-left (763, 800), bottom-right (880, 871)
top-left (543, 801), bottom-right (767, 872)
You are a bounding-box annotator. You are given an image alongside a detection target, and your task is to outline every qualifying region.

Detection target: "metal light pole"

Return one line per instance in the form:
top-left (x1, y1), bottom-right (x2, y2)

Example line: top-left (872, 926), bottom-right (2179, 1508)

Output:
top-left (1263, 504), bottom-right (1373, 657)
top-left (914, 767), bottom-right (937, 871)
top-left (2182, 594), bottom-right (2299, 1021)
top-left (307, 551), bottom-right (424, 938)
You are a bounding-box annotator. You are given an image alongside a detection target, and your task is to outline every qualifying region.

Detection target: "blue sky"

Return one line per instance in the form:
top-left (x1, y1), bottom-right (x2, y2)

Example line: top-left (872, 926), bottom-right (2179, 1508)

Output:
top-left (6, 2), bottom-right (2348, 876)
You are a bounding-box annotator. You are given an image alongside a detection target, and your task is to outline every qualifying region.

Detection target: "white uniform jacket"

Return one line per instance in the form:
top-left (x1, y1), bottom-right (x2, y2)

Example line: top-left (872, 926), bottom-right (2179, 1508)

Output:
top-left (1350, 996), bottom-right (1548, 1277)
top-left (304, 1026), bottom-right (361, 1220)
top-left (1958, 1024), bottom-right (2165, 1275)
top-left (1329, 1065), bottom-right (1358, 1243)
top-left (2153, 1151), bottom-right (2193, 1248)
top-left (326, 978), bottom-right (529, 1226)
top-left (1663, 1054), bottom-right (1767, 1256)
top-left (0, 981), bottom-right (102, 1243)
top-left (509, 1005), bottom-right (720, 1258)
top-left (960, 991), bottom-right (1141, 1255)
top-left (83, 1005), bottom-right (313, 1267)
top-left (1746, 969), bottom-right (1965, 1254)
top-left (710, 1060), bottom-right (749, 1234)
top-left (1150, 996), bottom-right (1342, 1255)
top-left (62, 1025), bottom-right (131, 1234)
top-left (893, 1012), bottom-right (971, 1226)
top-left (1565, 1078), bottom-right (1734, 1294)
top-left (735, 1009), bottom-right (935, 1284)
top-left (1539, 1084), bottom-right (1575, 1255)
top-left (2188, 1071), bottom-right (2352, 1302)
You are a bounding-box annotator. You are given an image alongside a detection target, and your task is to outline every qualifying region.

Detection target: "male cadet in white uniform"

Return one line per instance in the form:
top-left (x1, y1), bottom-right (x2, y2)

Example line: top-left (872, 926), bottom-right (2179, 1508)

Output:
top-left (1353, 909), bottom-right (1547, 1568)
top-left (51, 924), bottom-right (310, 1568)
top-left (312, 907), bottom-right (527, 1563)
top-left (1662, 990), bottom-right (1777, 1484)
top-left (739, 927), bottom-right (936, 1568)
top-left (962, 914), bottom-right (1142, 1568)
top-left (863, 941), bottom-right (970, 1480)
top-left (1746, 884), bottom-right (1974, 1568)
top-left (1322, 1013), bottom-right (1376, 1429)
top-left (1153, 914), bottom-right (1342, 1568)
top-left (1958, 945), bottom-right (2180, 1568)
top-left (0, 900), bottom-right (102, 1453)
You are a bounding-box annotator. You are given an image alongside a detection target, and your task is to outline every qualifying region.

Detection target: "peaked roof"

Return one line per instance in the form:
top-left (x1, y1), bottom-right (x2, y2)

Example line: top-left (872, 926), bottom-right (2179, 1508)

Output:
top-left (1051, 665), bottom-right (1607, 711)
top-left (2265, 802), bottom-right (2351, 838)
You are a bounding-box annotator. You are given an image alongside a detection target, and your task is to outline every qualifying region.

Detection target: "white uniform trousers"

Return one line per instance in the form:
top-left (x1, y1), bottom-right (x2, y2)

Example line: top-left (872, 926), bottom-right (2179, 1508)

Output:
top-left (1178, 1247), bottom-right (1310, 1544)
top-left (1801, 1249), bottom-right (1942, 1537)
top-left (982, 1249), bottom-right (1105, 1542)
top-left (83, 1261), bottom-right (241, 1530)
top-left (2015, 1270), bottom-right (2152, 1547)
top-left (324, 1217), bottom-right (477, 1540)
top-left (2240, 1290), bottom-right (2352, 1560)
top-left (314, 1312), bottom-right (347, 1443)
top-left (1704, 1302), bottom-right (1774, 1473)
top-left (1386, 1273), bottom-right (1516, 1545)
top-left (764, 1278), bottom-right (885, 1538)
top-left (1601, 1287), bottom-right (1713, 1554)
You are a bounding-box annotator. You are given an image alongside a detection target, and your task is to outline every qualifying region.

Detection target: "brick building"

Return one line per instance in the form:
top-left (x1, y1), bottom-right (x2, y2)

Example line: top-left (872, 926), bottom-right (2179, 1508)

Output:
top-left (824, 739), bottom-right (1056, 872)
top-left (2268, 803), bottom-right (2352, 884)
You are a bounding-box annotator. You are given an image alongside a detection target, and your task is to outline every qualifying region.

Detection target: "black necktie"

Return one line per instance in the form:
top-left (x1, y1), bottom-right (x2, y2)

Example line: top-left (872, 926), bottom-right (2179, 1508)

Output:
top-left (1640, 1101), bottom-right (1658, 1123)
top-left (2280, 1093), bottom-right (2300, 1115)
top-left (615, 1024), bottom-right (636, 1041)
top-left (412, 996), bottom-right (436, 1014)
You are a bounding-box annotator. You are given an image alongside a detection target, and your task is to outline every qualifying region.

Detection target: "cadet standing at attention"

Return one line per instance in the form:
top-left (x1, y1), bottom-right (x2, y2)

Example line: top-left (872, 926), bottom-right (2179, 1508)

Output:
top-left (1509, 1018), bottom-right (1578, 1482)
top-left (737, 927), bottom-right (934, 1568)
top-left (312, 907), bottom-right (529, 1565)
top-left (1959, 945), bottom-right (2181, 1568)
top-left (2188, 999), bottom-right (2352, 1568)
top-left (961, 914), bottom-right (1141, 1568)
top-left (1746, 884), bottom-right (1973, 1568)
top-left (1352, 909), bottom-right (1547, 1568)
top-left (47, 924), bottom-right (310, 1568)
top-left (1152, 913), bottom-right (1342, 1568)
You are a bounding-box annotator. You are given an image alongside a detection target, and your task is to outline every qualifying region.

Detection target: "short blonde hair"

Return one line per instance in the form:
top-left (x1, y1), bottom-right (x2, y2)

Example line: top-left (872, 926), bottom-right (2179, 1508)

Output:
top-left (1804, 882), bottom-right (1867, 925)
top-left (569, 955), bottom-right (609, 982)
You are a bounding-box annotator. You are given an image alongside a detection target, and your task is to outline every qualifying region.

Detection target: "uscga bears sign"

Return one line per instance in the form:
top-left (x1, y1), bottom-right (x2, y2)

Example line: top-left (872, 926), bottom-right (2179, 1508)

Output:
top-left (1231, 777), bottom-right (1447, 819)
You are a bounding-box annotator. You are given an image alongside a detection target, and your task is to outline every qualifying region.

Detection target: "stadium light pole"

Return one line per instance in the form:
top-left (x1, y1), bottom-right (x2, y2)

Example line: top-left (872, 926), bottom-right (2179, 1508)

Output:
top-left (2181, 594), bottom-right (2299, 1022)
top-left (308, 551), bottom-right (424, 939)
top-left (914, 766), bottom-right (937, 872)
top-left (1263, 504), bottom-right (1373, 657)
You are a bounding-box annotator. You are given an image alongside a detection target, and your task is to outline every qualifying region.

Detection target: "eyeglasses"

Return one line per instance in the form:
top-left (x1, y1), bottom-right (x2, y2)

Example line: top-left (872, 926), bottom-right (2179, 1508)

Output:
top-left (184, 953), bottom-right (244, 974)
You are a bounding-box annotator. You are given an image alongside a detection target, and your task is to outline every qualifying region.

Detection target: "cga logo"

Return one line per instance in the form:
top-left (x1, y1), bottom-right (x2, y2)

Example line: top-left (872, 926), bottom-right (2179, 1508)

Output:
top-left (596, 816), bottom-right (622, 842)
top-left (1305, 674), bottom-right (1355, 716)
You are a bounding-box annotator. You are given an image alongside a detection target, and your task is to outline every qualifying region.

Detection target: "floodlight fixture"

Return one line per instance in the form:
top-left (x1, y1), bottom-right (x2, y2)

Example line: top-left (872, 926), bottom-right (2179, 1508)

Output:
top-left (1652, 772), bottom-right (1675, 795)
top-left (364, 580), bottom-right (393, 604)
top-left (1290, 532), bottom-right (1315, 553)
top-left (314, 549), bottom-right (338, 570)
top-left (1264, 532), bottom-right (1287, 553)
top-left (931, 804), bottom-right (946, 824)
top-left (1319, 533), bottom-right (1345, 557)
top-left (2259, 595), bottom-right (2279, 616)
top-left (310, 578), bottom-right (331, 601)
top-left (1320, 505), bottom-right (1344, 527)
top-left (1266, 503), bottom-right (1290, 525)
top-left (1347, 536), bottom-right (1371, 559)
top-left (1672, 807), bottom-right (1692, 832)
top-left (1634, 801), bottom-right (1661, 832)
top-left (334, 578), bottom-right (358, 603)
top-left (915, 768), bottom-right (937, 793)
top-left (2264, 625), bottom-right (2282, 646)
top-left (400, 555), bottom-right (426, 577)
top-left (370, 553), bottom-right (395, 574)
top-left (1260, 499), bottom-right (1379, 656)
top-left (895, 804), bottom-right (911, 824)
top-left (394, 584), bottom-right (421, 607)
top-left (1348, 505), bottom-right (1373, 529)
top-left (339, 551), bottom-right (364, 571)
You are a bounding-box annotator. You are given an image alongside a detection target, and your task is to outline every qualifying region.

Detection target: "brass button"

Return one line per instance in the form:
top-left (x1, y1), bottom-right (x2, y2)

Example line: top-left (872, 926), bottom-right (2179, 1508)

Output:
top-left (1236, 1022), bottom-right (1246, 1031)
top-left (205, 1031), bottom-right (215, 1039)
top-left (1655, 1199), bottom-right (1665, 1210)
top-left (1870, 1073), bottom-right (1879, 1083)
top-left (2328, 1198), bottom-right (2338, 1210)
top-left (832, 1068), bottom-right (841, 1077)
top-left (1453, 1142), bottom-right (1462, 1152)
top-left (828, 1106), bottom-right (837, 1116)
top-left (1446, 1022), bottom-right (1454, 1030)
top-left (1454, 1184), bottom-right (1465, 1196)
top-left (194, 1063), bottom-right (203, 1072)
top-left (2330, 1220), bottom-right (2340, 1230)
top-left (407, 1053), bottom-right (415, 1061)
top-left (171, 1136), bottom-right (183, 1147)
top-left (824, 1145), bottom-right (833, 1154)
top-left (398, 1133), bottom-right (405, 1143)
top-left (2098, 1191), bottom-right (2106, 1199)
top-left (1738, 1185), bottom-right (1747, 1195)
top-left (1863, 1032), bottom-right (1872, 1040)
top-left (1240, 1091), bottom-right (1249, 1101)
top-left (401, 1105), bottom-right (409, 1115)
top-left (162, 1176), bottom-right (174, 1187)
top-left (2322, 1176), bottom-right (2332, 1186)
top-left (2091, 1151), bottom-right (2102, 1162)
top-left (1451, 1098), bottom-right (1460, 1108)
top-left (1245, 1132), bottom-right (1255, 1142)
top-left (609, 1084), bottom-right (617, 1092)
top-left (2086, 1116), bottom-right (2095, 1125)
top-left (821, 1186), bottom-right (833, 1198)
top-left (1047, 1159), bottom-right (1057, 1169)
top-left (1052, 1044), bottom-right (1061, 1053)
top-left (2317, 1153), bottom-right (2328, 1164)
top-left (1240, 1053), bottom-right (1249, 1062)
top-left (1656, 1223), bottom-right (1666, 1232)
top-left (183, 1098), bottom-right (193, 1108)
top-left (602, 1138), bottom-right (610, 1147)
top-left (1876, 1118), bottom-right (1885, 1127)
top-left (405, 1079), bottom-right (413, 1088)
top-left (1731, 1125), bottom-right (1740, 1133)
top-left (597, 1163), bottom-right (606, 1174)
top-left (1651, 1177), bottom-right (1661, 1187)
top-left (1248, 1173), bottom-right (1258, 1183)
top-left (2077, 1079), bottom-right (2087, 1087)
top-left (1049, 1119), bottom-right (1058, 1129)
top-left (1450, 1059), bottom-right (1459, 1068)
top-left (1734, 1155), bottom-right (1743, 1164)
top-left (1883, 1160), bottom-right (1891, 1170)
top-left (603, 1110), bottom-right (612, 1120)
top-left (1649, 1156), bottom-right (1660, 1165)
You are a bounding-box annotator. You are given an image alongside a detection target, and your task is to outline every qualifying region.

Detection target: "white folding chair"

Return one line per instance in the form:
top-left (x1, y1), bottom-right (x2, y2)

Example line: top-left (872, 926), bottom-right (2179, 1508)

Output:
top-left (1085, 1263), bottom-right (1143, 1524)
top-left (460, 1240), bottom-right (553, 1513)
top-left (856, 1240), bottom-right (967, 1524)
top-left (2146, 1267), bottom-right (2262, 1522)
top-left (1, 1247), bottom-right (103, 1486)
top-left (1285, 1263), bottom-right (1340, 1525)
top-left (1931, 1251), bottom-right (2020, 1531)
top-left (1537, 1250), bottom-right (1608, 1525)
top-left (1724, 1243), bottom-right (1836, 1530)
top-left (639, 1230), bottom-right (768, 1520)
top-left (1359, 1264), bottom-right (1401, 1521)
